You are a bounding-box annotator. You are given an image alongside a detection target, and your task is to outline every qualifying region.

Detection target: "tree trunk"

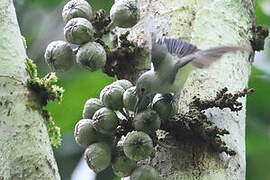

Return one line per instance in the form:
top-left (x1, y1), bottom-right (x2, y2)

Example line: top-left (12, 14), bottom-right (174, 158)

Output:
top-left (124, 0), bottom-right (255, 179)
top-left (0, 1), bottom-right (60, 179)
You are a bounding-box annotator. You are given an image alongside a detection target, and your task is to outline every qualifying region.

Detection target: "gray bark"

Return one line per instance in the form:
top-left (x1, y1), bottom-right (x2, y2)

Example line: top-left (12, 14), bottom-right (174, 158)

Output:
top-left (0, 1), bottom-right (60, 179)
top-left (123, 0), bottom-right (254, 179)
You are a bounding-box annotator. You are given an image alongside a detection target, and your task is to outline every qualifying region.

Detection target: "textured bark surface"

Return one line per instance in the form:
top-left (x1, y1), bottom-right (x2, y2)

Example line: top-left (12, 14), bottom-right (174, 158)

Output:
top-left (122, 0), bottom-right (254, 179)
top-left (0, 1), bottom-right (60, 179)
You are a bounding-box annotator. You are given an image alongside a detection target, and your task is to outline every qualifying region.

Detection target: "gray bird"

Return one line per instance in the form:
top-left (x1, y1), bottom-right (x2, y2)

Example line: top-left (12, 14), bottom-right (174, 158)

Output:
top-left (135, 36), bottom-right (251, 112)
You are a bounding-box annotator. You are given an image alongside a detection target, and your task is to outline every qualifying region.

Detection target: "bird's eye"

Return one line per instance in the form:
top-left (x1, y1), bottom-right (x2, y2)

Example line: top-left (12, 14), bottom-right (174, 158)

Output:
top-left (141, 88), bottom-right (145, 92)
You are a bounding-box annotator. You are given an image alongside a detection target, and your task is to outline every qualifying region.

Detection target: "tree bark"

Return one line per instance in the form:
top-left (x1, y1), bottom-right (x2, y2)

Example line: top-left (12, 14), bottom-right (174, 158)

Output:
top-left (123, 0), bottom-right (255, 179)
top-left (0, 1), bottom-right (60, 179)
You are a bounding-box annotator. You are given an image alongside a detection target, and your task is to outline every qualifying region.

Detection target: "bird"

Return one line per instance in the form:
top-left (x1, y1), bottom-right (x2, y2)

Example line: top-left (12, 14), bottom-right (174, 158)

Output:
top-left (134, 35), bottom-right (251, 112)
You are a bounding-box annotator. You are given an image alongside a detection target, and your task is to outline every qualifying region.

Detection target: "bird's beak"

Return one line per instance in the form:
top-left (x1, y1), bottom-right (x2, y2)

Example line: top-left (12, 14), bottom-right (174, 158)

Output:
top-left (135, 95), bottom-right (152, 114)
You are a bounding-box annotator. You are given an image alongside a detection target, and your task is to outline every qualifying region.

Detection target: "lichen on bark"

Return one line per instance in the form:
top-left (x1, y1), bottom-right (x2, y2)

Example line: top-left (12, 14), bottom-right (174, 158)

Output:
top-left (25, 58), bottom-right (63, 147)
top-left (25, 58), bottom-right (64, 107)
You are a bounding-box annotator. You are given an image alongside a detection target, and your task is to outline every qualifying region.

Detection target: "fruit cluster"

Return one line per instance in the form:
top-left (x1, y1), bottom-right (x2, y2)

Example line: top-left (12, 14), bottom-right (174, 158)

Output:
top-left (44, 0), bottom-right (139, 73)
top-left (74, 79), bottom-right (172, 179)
top-left (43, 0), bottom-right (164, 177)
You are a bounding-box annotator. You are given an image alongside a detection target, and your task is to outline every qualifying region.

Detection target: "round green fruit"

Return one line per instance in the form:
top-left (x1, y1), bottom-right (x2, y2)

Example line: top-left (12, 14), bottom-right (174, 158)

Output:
top-left (44, 40), bottom-right (74, 72)
top-left (123, 131), bottom-right (154, 161)
top-left (100, 85), bottom-right (125, 110)
top-left (112, 154), bottom-right (137, 177)
top-left (130, 166), bottom-right (161, 180)
top-left (64, 17), bottom-right (94, 45)
top-left (62, 0), bottom-right (93, 24)
top-left (110, 0), bottom-right (140, 28)
top-left (152, 94), bottom-right (173, 122)
top-left (112, 79), bottom-right (133, 90)
top-left (123, 86), bottom-right (137, 112)
top-left (74, 119), bottom-right (97, 148)
top-left (84, 142), bottom-right (112, 173)
top-left (92, 107), bottom-right (119, 135)
top-left (83, 98), bottom-right (104, 119)
top-left (76, 42), bottom-right (107, 71)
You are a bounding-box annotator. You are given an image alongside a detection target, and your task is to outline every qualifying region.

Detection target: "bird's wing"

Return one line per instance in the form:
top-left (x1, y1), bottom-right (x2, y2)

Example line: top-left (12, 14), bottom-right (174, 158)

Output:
top-left (151, 37), bottom-right (199, 73)
top-left (167, 46), bottom-right (251, 84)
top-left (157, 37), bottom-right (199, 58)
top-left (176, 46), bottom-right (251, 69)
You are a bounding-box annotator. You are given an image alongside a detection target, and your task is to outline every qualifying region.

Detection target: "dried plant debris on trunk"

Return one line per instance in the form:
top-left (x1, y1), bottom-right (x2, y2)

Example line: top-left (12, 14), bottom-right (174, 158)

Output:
top-left (92, 9), bottom-right (112, 38)
top-left (191, 87), bottom-right (255, 112)
top-left (163, 87), bottom-right (254, 155)
top-left (103, 31), bottom-right (142, 81)
top-left (251, 25), bottom-right (269, 51)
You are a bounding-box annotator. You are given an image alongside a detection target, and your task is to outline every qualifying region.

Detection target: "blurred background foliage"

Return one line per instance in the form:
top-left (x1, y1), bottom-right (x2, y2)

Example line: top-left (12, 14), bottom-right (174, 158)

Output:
top-left (13, 0), bottom-right (270, 179)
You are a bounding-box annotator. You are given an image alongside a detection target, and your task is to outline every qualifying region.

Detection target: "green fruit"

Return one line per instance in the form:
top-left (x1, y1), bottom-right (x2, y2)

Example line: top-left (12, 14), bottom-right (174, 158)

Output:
top-left (76, 42), bottom-right (107, 71)
top-left (83, 98), bottom-right (104, 119)
top-left (100, 85), bottom-right (125, 110)
top-left (133, 109), bottom-right (161, 134)
top-left (112, 79), bottom-right (133, 90)
top-left (64, 17), bottom-right (94, 45)
top-left (62, 0), bottom-right (93, 24)
top-left (92, 107), bottom-right (119, 135)
top-left (152, 94), bottom-right (173, 122)
top-left (74, 119), bottom-right (97, 148)
top-left (123, 131), bottom-right (154, 161)
top-left (112, 154), bottom-right (137, 177)
top-left (110, 0), bottom-right (140, 28)
top-left (123, 86), bottom-right (137, 111)
top-left (84, 142), bottom-right (112, 173)
top-left (44, 41), bottom-right (74, 72)
top-left (130, 166), bottom-right (161, 180)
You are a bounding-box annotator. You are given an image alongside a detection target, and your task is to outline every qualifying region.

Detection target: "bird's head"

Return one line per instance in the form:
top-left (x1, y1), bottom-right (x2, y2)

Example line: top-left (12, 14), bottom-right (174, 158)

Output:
top-left (135, 71), bottom-right (156, 113)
